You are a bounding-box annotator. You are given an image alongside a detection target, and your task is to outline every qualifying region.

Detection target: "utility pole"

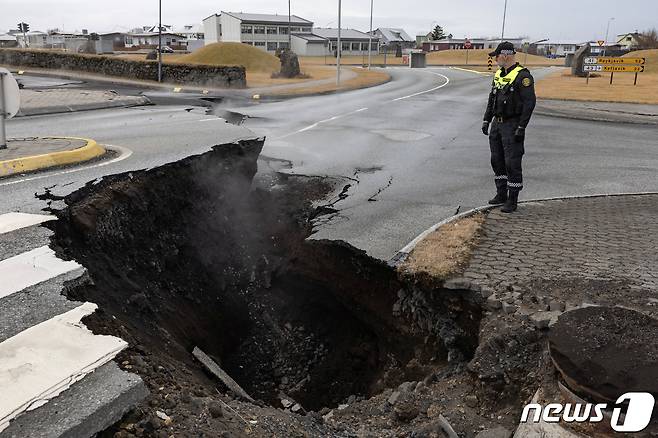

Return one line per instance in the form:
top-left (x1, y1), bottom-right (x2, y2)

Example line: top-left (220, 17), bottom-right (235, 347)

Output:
top-left (368, 0), bottom-right (374, 70)
top-left (337, 0), bottom-right (342, 85)
top-left (500, 0), bottom-right (508, 41)
top-left (602, 17), bottom-right (614, 57)
top-left (288, 0), bottom-right (292, 48)
top-left (158, 0), bottom-right (163, 82)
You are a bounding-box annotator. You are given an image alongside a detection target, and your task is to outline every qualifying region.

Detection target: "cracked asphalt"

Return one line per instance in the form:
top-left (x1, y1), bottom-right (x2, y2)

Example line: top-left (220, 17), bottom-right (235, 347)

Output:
top-left (2, 67), bottom-right (657, 260)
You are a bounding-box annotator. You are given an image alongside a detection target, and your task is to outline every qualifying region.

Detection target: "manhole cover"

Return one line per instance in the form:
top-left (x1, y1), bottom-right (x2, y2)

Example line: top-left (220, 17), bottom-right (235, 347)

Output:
top-left (549, 306), bottom-right (658, 403)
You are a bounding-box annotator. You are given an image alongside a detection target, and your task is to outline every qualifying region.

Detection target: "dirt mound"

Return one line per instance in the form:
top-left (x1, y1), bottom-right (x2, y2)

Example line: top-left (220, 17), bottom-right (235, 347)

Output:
top-left (180, 42), bottom-right (280, 72)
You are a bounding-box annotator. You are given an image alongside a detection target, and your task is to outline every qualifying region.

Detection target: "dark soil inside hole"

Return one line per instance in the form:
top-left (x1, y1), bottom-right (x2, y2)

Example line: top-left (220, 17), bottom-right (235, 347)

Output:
top-left (46, 139), bottom-right (484, 436)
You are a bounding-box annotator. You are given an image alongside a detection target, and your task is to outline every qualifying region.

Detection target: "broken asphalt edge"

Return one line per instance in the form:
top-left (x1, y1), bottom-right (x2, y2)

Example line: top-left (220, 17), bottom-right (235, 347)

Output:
top-left (0, 137), bottom-right (106, 178)
top-left (389, 191), bottom-right (658, 268)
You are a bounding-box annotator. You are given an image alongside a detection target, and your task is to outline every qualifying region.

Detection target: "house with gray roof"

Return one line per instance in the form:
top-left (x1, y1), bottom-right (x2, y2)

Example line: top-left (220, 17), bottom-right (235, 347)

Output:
top-left (371, 28), bottom-right (414, 52)
top-left (203, 11), bottom-right (313, 53)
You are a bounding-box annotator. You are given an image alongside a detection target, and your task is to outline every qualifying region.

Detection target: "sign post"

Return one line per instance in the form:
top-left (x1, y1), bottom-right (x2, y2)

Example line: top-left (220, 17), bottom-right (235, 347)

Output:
top-left (464, 39), bottom-right (472, 65)
top-left (582, 57), bottom-right (646, 85)
top-left (0, 68), bottom-right (22, 150)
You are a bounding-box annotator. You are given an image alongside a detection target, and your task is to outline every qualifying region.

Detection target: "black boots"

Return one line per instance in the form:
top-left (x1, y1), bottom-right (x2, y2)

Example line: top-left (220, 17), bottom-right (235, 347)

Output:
top-left (488, 190), bottom-right (508, 205)
top-left (501, 190), bottom-right (519, 213)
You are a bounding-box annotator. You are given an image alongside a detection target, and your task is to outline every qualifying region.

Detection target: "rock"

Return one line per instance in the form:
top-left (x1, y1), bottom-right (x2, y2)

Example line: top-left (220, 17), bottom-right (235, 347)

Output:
top-left (146, 50), bottom-right (158, 60)
top-left (480, 287), bottom-right (495, 298)
top-left (347, 395), bottom-right (356, 404)
top-left (155, 410), bottom-right (172, 426)
top-left (475, 426), bottom-right (512, 438)
top-left (393, 403), bottom-right (419, 422)
top-left (337, 404), bottom-right (349, 410)
top-left (276, 49), bottom-right (301, 78)
top-left (530, 311), bottom-right (562, 329)
top-left (398, 381), bottom-right (416, 393)
top-left (411, 420), bottom-right (444, 438)
top-left (291, 404), bottom-right (303, 413)
top-left (502, 302), bottom-right (517, 314)
top-left (443, 278), bottom-right (471, 290)
top-left (388, 391), bottom-right (402, 405)
top-left (426, 403), bottom-right (442, 419)
top-left (549, 300), bottom-right (565, 312)
top-left (423, 373), bottom-right (436, 386)
top-left (281, 398), bottom-right (293, 408)
top-left (208, 401), bottom-right (224, 418)
top-left (464, 395), bottom-right (478, 408)
top-left (486, 295), bottom-right (502, 311)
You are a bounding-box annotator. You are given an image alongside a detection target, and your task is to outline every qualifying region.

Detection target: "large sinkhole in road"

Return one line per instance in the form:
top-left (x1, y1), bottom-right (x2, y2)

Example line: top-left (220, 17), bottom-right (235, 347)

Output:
top-left (47, 139), bottom-right (482, 411)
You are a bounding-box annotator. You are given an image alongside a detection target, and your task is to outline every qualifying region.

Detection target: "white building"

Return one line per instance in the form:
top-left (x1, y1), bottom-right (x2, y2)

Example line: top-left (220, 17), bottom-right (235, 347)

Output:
top-left (533, 40), bottom-right (584, 57)
top-left (309, 28), bottom-right (379, 56)
top-left (203, 12), bottom-right (313, 52)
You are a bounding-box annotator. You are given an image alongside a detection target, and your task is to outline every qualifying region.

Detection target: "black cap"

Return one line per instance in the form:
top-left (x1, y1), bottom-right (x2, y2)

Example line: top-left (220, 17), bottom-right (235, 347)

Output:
top-left (488, 41), bottom-right (516, 57)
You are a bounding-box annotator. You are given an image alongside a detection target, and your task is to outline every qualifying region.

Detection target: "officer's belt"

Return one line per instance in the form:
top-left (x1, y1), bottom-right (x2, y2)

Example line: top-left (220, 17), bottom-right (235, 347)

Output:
top-left (494, 115), bottom-right (519, 123)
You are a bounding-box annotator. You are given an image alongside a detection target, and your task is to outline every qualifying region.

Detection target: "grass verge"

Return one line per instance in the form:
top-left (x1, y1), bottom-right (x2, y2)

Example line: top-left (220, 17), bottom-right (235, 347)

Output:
top-left (398, 213), bottom-right (486, 281)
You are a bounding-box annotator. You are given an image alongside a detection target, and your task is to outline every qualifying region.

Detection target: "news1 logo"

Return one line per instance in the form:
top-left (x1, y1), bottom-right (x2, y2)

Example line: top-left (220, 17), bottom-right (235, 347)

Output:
top-left (521, 392), bottom-right (655, 432)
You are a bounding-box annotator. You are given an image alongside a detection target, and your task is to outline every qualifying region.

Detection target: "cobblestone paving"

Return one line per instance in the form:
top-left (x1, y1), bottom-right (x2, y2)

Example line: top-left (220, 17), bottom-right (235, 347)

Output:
top-left (461, 195), bottom-right (658, 292)
top-left (0, 137), bottom-right (87, 161)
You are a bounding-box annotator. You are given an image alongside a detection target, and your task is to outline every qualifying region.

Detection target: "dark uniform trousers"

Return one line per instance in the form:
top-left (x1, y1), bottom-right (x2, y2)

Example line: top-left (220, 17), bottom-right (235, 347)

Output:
top-left (489, 118), bottom-right (524, 193)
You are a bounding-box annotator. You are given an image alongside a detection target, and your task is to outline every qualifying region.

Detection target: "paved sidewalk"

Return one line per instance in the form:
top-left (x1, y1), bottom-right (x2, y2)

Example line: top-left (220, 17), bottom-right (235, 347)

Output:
top-left (536, 99), bottom-right (658, 125)
top-left (461, 195), bottom-right (658, 294)
top-left (18, 88), bottom-right (150, 117)
top-left (0, 137), bottom-right (86, 161)
top-left (0, 137), bottom-right (105, 178)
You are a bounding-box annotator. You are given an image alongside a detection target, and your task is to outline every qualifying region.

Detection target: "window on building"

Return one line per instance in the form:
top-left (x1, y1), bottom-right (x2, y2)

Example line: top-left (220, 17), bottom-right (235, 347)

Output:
top-left (361, 42), bottom-right (369, 51)
top-left (241, 25), bottom-right (253, 34)
top-left (267, 41), bottom-right (277, 51)
top-left (254, 26), bottom-right (266, 34)
top-left (267, 27), bottom-right (278, 34)
top-left (351, 42), bottom-right (360, 51)
top-left (371, 42), bottom-right (378, 51)
top-left (342, 42), bottom-right (350, 51)
top-left (291, 27), bottom-right (301, 32)
top-left (279, 27), bottom-right (289, 34)
top-left (254, 41), bottom-right (266, 47)
top-left (243, 41), bottom-right (254, 46)
top-left (301, 27), bottom-right (311, 33)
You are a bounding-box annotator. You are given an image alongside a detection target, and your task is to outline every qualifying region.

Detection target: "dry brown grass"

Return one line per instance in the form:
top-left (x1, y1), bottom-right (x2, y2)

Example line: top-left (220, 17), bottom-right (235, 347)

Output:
top-left (536, 69), bottom-right (658, 104)
top-left (247, 63), bottom-right (337, 88)
top-left (399, 214), bottom-right (486, 280)
top-left (263, 67), bottom-right (390, 97)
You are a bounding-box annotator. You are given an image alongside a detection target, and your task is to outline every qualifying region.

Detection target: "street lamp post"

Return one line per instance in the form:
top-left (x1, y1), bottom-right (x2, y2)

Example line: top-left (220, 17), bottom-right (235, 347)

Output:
top-left (288, 0), bottom-right (292, 48)
top-left (602, 17), bottom-right (614, 57)
top-left (158, 0), bottom-right (162, 82)
top-left (337, 0), bottom-right (342, 85)
top-left (500, 0), bottom-right (508, 40)
top-left (367, 0), bottom-right (374, 70)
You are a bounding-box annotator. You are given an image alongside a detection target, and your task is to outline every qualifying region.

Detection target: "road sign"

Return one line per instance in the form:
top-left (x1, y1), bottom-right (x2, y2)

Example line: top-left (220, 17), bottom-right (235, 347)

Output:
top-left (583, 65), bottom-right (644, 73)
top-left (0, 68), bottom-right (20, 119)
top-left (0, 67), bottom-right (21, 149)
top-left (597, 40), bottom-right (605, 46)
top-left (487, 56), bottom-right (493, 71)
top-left (584, 57), bottom-right (645, 65)
top-left (464, 40), bottom-right (472, 49)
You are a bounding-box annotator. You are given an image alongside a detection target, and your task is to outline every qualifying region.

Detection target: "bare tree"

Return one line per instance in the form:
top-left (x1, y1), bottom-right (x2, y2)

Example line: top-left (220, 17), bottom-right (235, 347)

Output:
top-left (637, 28), bottom-right (658, 49)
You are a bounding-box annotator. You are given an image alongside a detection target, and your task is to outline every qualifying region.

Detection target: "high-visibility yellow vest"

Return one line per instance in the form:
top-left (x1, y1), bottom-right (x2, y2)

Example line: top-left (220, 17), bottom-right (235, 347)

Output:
top-left (493, 65), bottom-right (525, 90)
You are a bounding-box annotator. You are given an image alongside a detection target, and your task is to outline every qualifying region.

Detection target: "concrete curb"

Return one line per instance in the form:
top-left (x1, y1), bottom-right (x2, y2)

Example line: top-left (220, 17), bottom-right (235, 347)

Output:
top-left (16, 96), bottom-right (152, 117)
top-left (389, 191), bottom-right (658, 267)
top-left (0, 137), bottom-right (106, 178)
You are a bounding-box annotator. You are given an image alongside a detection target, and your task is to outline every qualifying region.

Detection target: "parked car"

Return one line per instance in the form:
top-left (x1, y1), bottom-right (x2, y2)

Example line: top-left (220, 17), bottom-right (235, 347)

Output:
top-left (159, 46), bottom-right (174, 53)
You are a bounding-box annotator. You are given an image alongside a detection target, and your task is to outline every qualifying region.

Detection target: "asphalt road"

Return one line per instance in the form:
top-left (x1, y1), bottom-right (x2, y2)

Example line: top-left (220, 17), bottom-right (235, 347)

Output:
top-left (4, 67), bottom-right (658, 260)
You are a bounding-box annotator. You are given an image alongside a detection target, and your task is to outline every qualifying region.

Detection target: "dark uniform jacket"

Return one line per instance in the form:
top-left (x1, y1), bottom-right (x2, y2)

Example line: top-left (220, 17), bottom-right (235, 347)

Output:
top-left (484, 64), bottom-right (537, 128)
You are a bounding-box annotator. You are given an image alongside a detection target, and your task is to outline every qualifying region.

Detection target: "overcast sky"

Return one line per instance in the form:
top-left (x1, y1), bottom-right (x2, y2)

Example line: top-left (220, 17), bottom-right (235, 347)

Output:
top-left (3, 0), bottom-right (657, 42)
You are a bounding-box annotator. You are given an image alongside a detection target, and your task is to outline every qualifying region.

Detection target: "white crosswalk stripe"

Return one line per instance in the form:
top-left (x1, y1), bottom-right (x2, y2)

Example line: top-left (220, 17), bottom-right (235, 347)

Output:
top-left (0, 214), bottom-right (130, 434)
top-left (0, 212), bottom-right (56, 235)
top-left (0, 246), bottom-right (81, 300)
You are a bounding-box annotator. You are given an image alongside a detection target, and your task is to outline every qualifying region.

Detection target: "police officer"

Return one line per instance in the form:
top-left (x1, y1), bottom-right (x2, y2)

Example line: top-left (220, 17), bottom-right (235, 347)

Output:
top-left (482, 41), bottom-right (536, 213)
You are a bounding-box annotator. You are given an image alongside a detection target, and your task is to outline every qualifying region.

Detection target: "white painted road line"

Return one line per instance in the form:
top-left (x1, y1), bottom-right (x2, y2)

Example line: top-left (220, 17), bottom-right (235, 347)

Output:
top-left (0, 246), bottom-right (81, 300)
top-left (0, 144), bottom-right (133, 187)
top-left (0, 213), bottom-right (55, 235)
top-left (392, 71), bottom-right (450, 101)
top-left (0, 302), bottom-right (127, 433)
